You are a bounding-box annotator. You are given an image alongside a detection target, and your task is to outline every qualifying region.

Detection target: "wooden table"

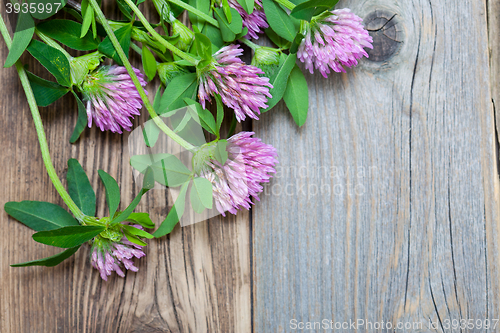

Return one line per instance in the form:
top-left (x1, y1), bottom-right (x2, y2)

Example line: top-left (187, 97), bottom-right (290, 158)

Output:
top-left (2, 0), bottom-right (500, 331)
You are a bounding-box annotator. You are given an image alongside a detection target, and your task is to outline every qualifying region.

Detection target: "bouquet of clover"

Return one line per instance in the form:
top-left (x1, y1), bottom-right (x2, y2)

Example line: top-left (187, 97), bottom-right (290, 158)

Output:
top-left (0, 0), bottom-right (372, 280)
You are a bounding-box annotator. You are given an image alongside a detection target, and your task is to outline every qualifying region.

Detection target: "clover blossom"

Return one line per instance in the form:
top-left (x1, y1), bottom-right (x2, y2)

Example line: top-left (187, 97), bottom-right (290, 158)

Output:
top-left (297, 8), bottom-right (373, 78)
top-left (80, 65), bottom-right (147, 133)
top-left (228, 0), bottom-right (269, 39)
top-left (197, 45), bottom-right (273, 122)
top-left (90, 223), bottom-right (147, 281)
top-left (198, 132), bottom-right (278, 216)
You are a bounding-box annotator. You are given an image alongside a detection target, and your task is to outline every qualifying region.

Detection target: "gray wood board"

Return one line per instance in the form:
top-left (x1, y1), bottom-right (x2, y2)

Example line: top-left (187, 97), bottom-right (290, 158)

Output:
top-left (253, 0), bottom-right (500, 331)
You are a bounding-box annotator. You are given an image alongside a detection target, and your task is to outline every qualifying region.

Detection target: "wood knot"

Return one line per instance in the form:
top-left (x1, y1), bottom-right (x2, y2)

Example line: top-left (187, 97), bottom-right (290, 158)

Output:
top-left (364, 10), bottom-right (403, 62)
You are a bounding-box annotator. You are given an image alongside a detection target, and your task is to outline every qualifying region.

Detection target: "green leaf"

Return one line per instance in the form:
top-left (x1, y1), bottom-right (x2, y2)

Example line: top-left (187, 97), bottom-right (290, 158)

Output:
top-left (126, 212), bottom-right (155, 228)
top-left (124, 232), bottom-right (147, 246)
top-left (110, 167), bottom-right (153, 226)
top-left (237, 0), bottom-right (255, 14)
top-left (184, 98), bottom-right (217, 135)
top-left (98, 170), bottom-right (121, 218)
top-left (4, 12), bottom-right (35, 68)
top-left (290, 0), bottom-right (339, 21)
top-left (130, 153), bottom-right (172, 172)
top-left (172, 111), bottom-right (193, 133)
top-left (222, 0), bottom-right (233, 23)
top-left (28, 0), bottom-right (68, 20)
top-left (130, 153), bottom-right (192, 187)
top-left (215, 95), bottom-right (224, 135)
top-left (142, 166), bottom-right (156, 190)
top-left (188, 0), bottom-right (210, 31)
top-left (81, 0), bottom-right (93, 37)
top-left (234, 27), bottom-right (249, 40)
top-left (283, 65), bottom-right (309, 126)
top-left (153, 181), bottom-right (189, 237)
top-left (26, 71), bottom-right (69, 107)
top-left (227, 8), bottom-right (243, 34)
top-left (116, 0), bottom-right (134, 20)
top-left (143, 119), bottom-right (161, 148)
top-left (70, 91), bottom-right (88, 144)
top-left (158, 73), bottom-right (198, 114)
top-left (37, 20), bottom-right (99, 51)
top-left (110, 188), bottom-right (147, 225)
top-left (27, 40), bottom-right (72, 87)
top-left (214, 8), bottom-right (243, 42)
top-left (11, 246), bottom-right (81, 267)
top-left (33, 225), bottom-right (105, 248)
top-left (190, 177), bottom-right (213, 213)
top-left (202, 23), bottom-right (224, 49)
top-left (98, 25), bottom-right (132, 66)
top-left (142, 45), bottom-right (157, 81)
top-left (143, 89), bottom-right (162, 148)
top-left (261, 0), bottom-right (297, 42)
top-left (67, 159), bottom-right (96, 216)
top-left (194, 32), bottom-right (212, 61)
top-left (122, 225), bottom-right (154, 239)
top-left (289, 32), bottom-right (305, 54)
top-left (92, 20), bottom-right (100, 40)
top-left (5, 201), bottom-right (79, 231)
top-left (228, 113), bottom-right (237, 137)
top-left (214, 140), bottom-right (228, 165)
top-left (176, 118), bottom-right (207, 147)
top-left (64, 7), bottom-right (83, 22)
top-left (263, 53), bottom-right (297, 112)
top-left (132, 154), bottom-right (192, 187)
top-left (169, 0), bottom-right (186, 17)
top-left (265, 28), bottom-right (291, 49)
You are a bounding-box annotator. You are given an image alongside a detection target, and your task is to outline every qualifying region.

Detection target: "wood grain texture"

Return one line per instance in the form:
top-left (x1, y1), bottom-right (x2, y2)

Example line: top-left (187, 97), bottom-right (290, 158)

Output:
top-left (253, 0), bottom-right (500, 331)
top-left (0, 3), bottom-right (251, 332)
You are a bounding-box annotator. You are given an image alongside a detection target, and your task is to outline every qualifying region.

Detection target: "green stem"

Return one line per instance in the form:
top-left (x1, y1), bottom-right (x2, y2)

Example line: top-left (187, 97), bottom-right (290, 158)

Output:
top-left (130, 42), bottom-right (143, 56)
top-left (273, 0), bottom-right (296, 10)
top-left (0, 18), bottom-right (85, 222)
top-left (35, 30), bottom-right (73, 59)
top-left (123, 0), bottom-right (198, 65)
top-left (239, 38), bottom-right (260, 50)
top-left (168, 0), bottom-right (219, 28)
top-left (88, 0), bottom-right (196, 152)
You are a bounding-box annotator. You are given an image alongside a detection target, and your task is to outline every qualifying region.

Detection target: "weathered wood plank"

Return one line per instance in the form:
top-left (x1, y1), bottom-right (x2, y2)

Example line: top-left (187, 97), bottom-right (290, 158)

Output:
top-left (253, 0), bottom-right (500, 331)
top-left (0, 3), bottom-right (251, 332)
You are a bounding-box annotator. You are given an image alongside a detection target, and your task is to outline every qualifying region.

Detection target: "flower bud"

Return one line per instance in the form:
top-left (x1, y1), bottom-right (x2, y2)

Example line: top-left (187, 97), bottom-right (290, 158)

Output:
top-left (82, 215), bottom-right (99, 225)
top-left (171, 20), bottom-right (194, 52)
top-left (70, 51), bottom-right (103, 86)
top-left (151, 0), bottom-right (175, 23)
top-left (157, 62), bottom-right (189, 86)
top-left (251, 46), bottom-right (281, 79)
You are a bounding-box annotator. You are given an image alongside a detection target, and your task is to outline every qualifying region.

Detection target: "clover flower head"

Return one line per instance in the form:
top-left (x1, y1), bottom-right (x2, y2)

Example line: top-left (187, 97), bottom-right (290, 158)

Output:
top-left (90, 223), bottom-right (146, 281)
top-left (80, 66), bottom-right (147, 133)
top-left (298, 8), bottom-right (373, 78)
top-left (197, 45), bottom-right (273, 122)
top-left (228, 0), bottom-right (269, 39)
top-left (198, 132), bottom-right (278, 216)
